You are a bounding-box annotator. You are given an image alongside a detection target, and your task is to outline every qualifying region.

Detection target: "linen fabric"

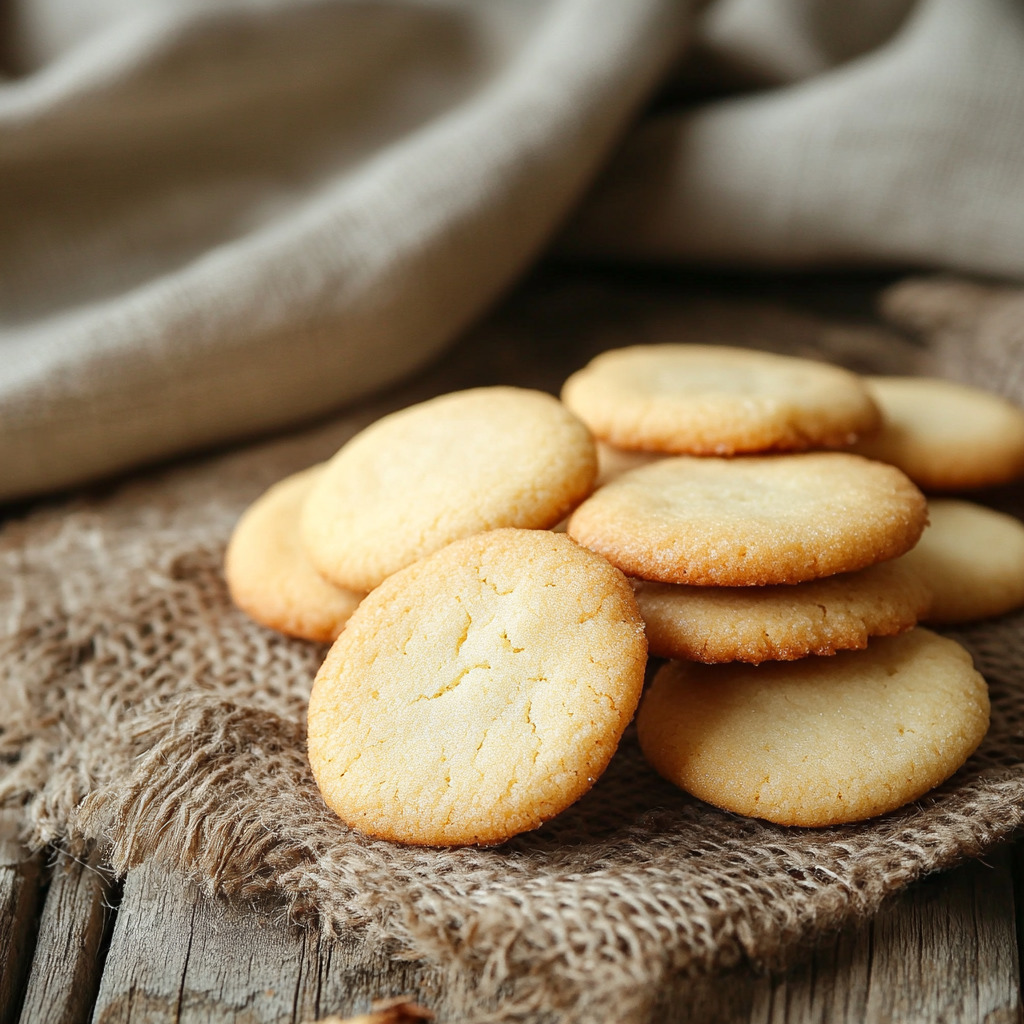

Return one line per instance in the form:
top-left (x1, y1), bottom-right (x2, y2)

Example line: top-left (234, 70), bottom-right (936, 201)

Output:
top-left (566, 0), bottom-right (1024, 276)
top-left (3, 0), bottom-right (1024, 500)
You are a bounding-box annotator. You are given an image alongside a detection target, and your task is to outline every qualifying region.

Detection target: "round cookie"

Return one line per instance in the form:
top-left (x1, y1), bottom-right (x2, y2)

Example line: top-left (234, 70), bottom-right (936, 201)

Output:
top-left (899, 499), bottom-right (1024, 623)
top-left (634, 559), bottom-right (931, 664)
top-left (637, 629), bottom-right (989, 827)
top-left (567, 453), bottom-right (927, 586)
top-left (302, 387), bottom-right (597, 592)
top-left (307, 528), bottom-right (647, 846)
top-left (561, 344), bottom-right (880, 455)
top-left (225, 466), bottom-right (363, 643)
top-left (851, 376), bottom-right (1024, 491)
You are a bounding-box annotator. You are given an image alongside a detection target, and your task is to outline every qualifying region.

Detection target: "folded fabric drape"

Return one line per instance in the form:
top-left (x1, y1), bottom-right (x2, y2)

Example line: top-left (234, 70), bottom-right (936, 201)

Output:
top-left (0, 0), bottom-right (690, 500)
top-left (1, 0), bottom-right (1022, 502)
top-left (566, 0), bottom-right (1024, 274)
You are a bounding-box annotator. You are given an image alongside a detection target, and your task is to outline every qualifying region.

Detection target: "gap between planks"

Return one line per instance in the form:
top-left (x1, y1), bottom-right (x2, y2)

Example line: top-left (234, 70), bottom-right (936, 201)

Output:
top-left (1, 807), bottom-right (121, 1024)
top-left (89, 859), bottom-right (477, 1024)
top-left (0, 809), bottom-right (42, 1024)
top-left (16, 849), bottom-right (119, 1024)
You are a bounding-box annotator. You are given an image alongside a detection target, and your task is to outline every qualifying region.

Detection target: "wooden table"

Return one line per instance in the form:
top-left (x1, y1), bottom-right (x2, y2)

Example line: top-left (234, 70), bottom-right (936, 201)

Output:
top-left (2, 267), bottom-right (1020, 1024)
top-left (4, 824), bottom-right (1021, 1023)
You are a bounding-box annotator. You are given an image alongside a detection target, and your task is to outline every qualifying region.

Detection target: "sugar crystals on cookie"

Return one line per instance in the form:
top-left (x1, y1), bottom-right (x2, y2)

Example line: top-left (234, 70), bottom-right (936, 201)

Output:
top-left (562, 344), bottom-right (880, 455)
top-left (567, 452), bottom-right (927, 586)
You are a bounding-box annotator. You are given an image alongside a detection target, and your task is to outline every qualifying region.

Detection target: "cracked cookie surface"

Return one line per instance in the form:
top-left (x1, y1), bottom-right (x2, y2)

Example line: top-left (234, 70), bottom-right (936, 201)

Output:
top-left (307, 528), bottom-right (647, 846)
top-left (634, 559), bottom-right (930, 664)
top-left (567, 453), bottom-right (927, 586)
top-left (637, 629), bottom-right (989, 827)
top-left (561, 344), bottom-right (880, 455)
top-left (301, 387), bottom-right (597, 592)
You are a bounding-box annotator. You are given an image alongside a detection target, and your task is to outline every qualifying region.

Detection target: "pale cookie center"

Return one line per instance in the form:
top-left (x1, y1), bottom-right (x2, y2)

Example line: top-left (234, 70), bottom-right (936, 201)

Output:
top-left (624, 363), bottom-right (818, 399)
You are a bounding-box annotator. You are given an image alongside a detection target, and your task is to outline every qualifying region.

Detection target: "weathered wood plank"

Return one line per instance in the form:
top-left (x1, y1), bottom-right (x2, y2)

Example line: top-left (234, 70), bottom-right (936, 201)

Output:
top-left (87, 843), bottom-right (1024, 1024)
top-left (1008, 838), bottom-right (1024, 1019)
top-left (669, 846), bottom-right (1020, 1024)
top-left (90, 860), bottom-right (480, 1024)
top-left (655, 930), bottom-right (869, 1024)
top-left (308, 929), bottom-right (476, 1023)
top-left (92, 860), bottom-right (304, 1024)
top-left (17, 850), bottom-right (116, 1024)
top-left (751, 926), bottom-right (871, 1024)
top-left (659, 965), bottom-right (762, 1023)
top-left (860, 846), bottom-right (1019, 1024)
top-left (0, 810), bottom-right (43, 1024)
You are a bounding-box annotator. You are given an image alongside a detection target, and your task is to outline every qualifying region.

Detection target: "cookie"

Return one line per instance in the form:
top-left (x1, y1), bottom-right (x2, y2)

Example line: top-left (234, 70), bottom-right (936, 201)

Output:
top-left (307, 528), bottom-right (647, 846)
top-left (851, 376), bottom-right (1024, 491)
top-left (899, 499), bottom-right (1024, 623)
top-left (634, 559), bottom-right (930, 664)
top-left (561, 345), bottom-right (880, 455)
top-left (301, 387), bottom-right (597, 592)
top-left (567, 453), bottom-right (927, 586)
top-left (637, 629), bottom-right (989, 827)
top-left (225, 466), bottom-right (363, 643)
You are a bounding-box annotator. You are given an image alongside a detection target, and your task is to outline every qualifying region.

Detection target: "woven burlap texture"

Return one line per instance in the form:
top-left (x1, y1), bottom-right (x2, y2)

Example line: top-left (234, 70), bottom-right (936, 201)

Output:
top-left (3, 276), bottom-right (1024, 1023)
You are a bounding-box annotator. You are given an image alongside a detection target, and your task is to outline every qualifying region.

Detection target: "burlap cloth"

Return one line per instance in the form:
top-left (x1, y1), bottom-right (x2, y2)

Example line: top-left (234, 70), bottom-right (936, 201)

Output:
top-left (3, 273), bottom-right (1024, 1022)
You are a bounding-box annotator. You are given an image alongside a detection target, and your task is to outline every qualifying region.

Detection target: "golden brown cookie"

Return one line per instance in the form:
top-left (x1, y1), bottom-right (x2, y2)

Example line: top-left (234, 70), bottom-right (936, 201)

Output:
top-left (899, 499), bottom-right (1024, 623)
top-left (851, 376), bottom-right (1024, 491)
top-left (561, 345), bottom-right (880, 455)
top-left (301, 387), bottom-right (597, 592)
top-left (225, 466), bottom-right (363, 643)
top-left (637, 629), bottom-right (989, 827)
top-left (567, 453), bottom-right (927, 586)
top-left (634, 559), bottom-right (930, 664)
top-left (307, 529), bottom-right (647, 846)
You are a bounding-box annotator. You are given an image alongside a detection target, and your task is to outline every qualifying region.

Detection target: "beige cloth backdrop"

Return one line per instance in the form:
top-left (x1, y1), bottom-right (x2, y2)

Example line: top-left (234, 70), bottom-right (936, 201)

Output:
top-left (2, 0), bottom-right (1023, 502)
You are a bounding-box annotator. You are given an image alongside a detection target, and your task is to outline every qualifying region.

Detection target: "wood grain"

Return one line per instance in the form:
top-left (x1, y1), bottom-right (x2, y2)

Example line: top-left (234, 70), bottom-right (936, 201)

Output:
top-left (89, 861), bottom-right (479, 1024)
top-left (860, 846), bottom-right (1019, 1024)
top-left (0, 810), bottom-right (42, 1024)
top-left (84, 846), bottom-right (1023, 1024)
top-left (17, 850), bottom-right (117, 1024)
top-left (667, 845), bottom-right (1021, 1024)
top-left (93, 861), bottom-right (300, 1024)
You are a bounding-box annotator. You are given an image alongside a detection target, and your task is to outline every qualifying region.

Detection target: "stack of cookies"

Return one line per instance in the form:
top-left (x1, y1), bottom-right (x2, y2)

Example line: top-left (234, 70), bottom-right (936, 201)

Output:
top-left (224, 344), bottom-right (1024, 842)
top-left (562, 346), bottom-right (935, 664)
top-left (229, 387), bottom-right (649, 846)
top-left (562, 345), bottom-right (1021, 828)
